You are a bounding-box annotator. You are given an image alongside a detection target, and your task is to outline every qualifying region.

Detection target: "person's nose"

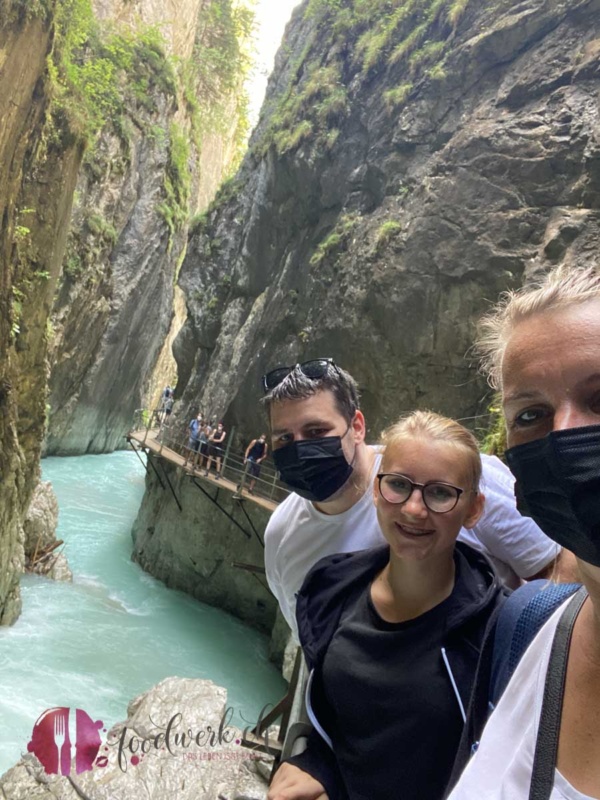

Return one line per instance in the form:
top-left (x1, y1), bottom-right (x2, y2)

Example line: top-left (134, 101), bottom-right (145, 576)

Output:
top-left (401, 487), bottom-right (429, 518)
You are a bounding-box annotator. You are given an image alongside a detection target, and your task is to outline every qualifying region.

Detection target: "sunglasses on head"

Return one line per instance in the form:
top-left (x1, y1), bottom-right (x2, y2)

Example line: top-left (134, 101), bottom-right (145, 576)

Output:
top-left (262, 358), bottom-right (338, 392)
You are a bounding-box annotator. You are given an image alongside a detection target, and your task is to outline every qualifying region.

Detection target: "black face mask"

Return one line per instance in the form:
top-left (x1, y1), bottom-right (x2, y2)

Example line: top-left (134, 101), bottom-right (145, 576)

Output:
top-left (505, 424), bottom-right (600, 567)
top-left (272, 431), bottom-right (354, 503)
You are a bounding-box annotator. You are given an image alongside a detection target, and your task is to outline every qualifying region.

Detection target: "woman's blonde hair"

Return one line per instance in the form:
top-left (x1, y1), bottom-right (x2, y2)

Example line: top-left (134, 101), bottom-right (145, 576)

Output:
top-left (477, 265), bottom-right (600, 390)
top-left (380, 410), bottom-right (482, 489)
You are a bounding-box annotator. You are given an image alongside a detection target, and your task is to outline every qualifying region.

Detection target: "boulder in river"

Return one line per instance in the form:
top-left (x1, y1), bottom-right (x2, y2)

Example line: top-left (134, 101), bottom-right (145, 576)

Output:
top-left (23, 481), bottom-right (72, 583)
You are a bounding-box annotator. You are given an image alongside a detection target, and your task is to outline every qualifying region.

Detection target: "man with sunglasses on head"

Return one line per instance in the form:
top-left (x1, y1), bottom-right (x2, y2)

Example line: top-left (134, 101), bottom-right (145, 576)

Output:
top-left (262, 359), bottom-right (575, 641)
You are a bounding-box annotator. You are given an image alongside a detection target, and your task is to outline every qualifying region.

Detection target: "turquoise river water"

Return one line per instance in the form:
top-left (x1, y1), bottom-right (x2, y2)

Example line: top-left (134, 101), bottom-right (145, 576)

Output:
top-left (0, 451), bottom-right (286, 775)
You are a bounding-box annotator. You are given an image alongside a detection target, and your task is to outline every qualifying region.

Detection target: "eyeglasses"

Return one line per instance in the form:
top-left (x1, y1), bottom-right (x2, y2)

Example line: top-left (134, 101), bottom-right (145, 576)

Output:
top-left (377, 473), bottom-right (465, 513)
top-left (262, 358), bottom-right (338, 392)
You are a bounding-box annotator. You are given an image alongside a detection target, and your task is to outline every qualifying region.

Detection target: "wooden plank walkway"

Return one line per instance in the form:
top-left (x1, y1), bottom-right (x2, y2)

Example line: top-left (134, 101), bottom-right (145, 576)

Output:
top-left (127, 428), bottom-right (278, 514)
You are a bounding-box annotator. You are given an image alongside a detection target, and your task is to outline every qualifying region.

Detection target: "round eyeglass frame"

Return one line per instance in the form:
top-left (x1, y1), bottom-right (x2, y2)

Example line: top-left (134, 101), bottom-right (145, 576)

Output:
top-left (377, 472), bottom-right (465, 514)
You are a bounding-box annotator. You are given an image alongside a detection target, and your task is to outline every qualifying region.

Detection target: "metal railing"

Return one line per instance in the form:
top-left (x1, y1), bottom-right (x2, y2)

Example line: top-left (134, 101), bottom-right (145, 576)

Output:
top-left (130, 409), bottom-right (291, 505)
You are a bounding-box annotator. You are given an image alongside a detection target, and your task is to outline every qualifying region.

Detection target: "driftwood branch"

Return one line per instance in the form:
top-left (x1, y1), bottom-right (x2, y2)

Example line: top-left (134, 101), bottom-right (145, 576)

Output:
top-left (26, 539), bottom-right (65, 574)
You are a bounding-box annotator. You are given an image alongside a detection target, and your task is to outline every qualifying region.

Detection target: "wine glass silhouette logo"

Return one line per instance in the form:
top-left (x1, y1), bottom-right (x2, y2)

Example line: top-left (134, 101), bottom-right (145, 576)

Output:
top-left (27, 707), bottom-right (104, 775)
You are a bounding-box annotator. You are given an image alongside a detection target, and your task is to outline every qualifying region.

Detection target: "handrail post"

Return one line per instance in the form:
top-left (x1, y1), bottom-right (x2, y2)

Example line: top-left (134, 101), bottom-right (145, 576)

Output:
top-left (220, 425), bottom-right (235, 477)
top-left (236, 459), bottom-right (250, 495)
top-left (159, 418), bottom-right (166, 455)
top-left (183, 426), bottom-right (191, 463)
top-left (269, 465), bottom-right (279, 500)
top-left (143, 409), bottom-right (152, 446)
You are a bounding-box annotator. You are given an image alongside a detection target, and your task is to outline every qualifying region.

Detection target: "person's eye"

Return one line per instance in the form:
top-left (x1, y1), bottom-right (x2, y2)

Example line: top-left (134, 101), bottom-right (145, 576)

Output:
top-left (308, 428), bottom-right (329, 438)
top-left (276, 433), bottom-right (293, 445)
top-left (513, 407), bottom-right (547, 427)
top-left (427, 484), bottom-right (456, 502)
top-left (589, 392), bottom-right (600, 416)
top-left (387, 477), bottom-right (411, 493)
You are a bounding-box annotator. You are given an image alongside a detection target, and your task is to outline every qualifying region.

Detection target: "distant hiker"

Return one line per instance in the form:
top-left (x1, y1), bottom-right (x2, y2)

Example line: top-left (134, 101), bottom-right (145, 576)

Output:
top-left (161, 395), bottom-right (174, 429)
top-left (204, 422), bottom-right (226, 479)
top-left (184, 413), bottom-right (203, 468)
top-left (244, 434), bottom-right (268, 494)
top-left (197, 422), bottom-right (211, 468)
top-left (160, 385), bottom-right (173, 408)
top-left (158, 385), bottom-right (174, 426)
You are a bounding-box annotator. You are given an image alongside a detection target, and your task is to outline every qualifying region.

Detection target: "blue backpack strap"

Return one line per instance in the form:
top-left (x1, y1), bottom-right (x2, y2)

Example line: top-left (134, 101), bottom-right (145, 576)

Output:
top-left (490, 581), bottom-right (581, 708)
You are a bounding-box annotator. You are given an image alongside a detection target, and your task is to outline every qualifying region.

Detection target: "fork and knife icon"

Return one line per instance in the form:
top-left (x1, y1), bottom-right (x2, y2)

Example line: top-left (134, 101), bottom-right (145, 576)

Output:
top-left (53, 710), bottom-right (77, 776)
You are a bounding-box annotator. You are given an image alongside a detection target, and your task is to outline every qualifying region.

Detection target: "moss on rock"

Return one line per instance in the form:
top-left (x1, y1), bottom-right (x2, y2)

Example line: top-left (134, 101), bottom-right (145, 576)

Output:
top-left (255, 0), bottom-right (477, 157)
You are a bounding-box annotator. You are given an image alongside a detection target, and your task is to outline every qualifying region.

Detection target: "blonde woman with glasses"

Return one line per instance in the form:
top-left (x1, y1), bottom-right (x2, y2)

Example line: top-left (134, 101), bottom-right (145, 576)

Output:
top-left (269, 410), bottom-right (506, 800)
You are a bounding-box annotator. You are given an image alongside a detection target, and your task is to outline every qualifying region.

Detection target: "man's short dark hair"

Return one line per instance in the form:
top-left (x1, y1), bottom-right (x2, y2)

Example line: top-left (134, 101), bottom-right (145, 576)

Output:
top-left (262, 363), bottom-right (360, 424)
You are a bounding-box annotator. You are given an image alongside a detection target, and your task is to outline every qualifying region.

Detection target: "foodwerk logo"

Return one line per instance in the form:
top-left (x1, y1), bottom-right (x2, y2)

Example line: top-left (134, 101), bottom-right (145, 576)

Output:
top-left (27, 707), bottom-right (106, 776)
top-left (28, 705), bottom-right (274, 775)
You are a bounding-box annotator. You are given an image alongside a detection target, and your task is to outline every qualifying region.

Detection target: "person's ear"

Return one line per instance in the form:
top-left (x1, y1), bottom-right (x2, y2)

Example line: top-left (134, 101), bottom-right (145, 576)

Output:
top-left (463, 491), bottom-right (485, 529)
top-left (351, 410), bottom-right (366, 444)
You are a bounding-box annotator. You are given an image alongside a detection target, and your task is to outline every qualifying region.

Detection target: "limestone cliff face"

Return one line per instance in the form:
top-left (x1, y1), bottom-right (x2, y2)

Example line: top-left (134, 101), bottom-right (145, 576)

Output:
top-left (174, 0), bottom-right (600, 437)
top-left (0, 0), bottom-right (83, 623)
top-left (46, 0), bottom-right (248, 455)
top-left (46, 82), bottom-right (184, 455)
top-left (93, 0), bottom-right (205, 60)
top-left (131, 0), bottom-right (600, 628)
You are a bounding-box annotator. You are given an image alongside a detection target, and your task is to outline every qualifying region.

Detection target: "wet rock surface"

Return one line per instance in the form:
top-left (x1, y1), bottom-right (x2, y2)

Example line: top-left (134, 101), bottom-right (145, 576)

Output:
top-left (131, 462), bottom-right (277, 634)
top-left (23, 481), bottom-right (72, 582)
top-left (23, 482), bottom-right (59, 555)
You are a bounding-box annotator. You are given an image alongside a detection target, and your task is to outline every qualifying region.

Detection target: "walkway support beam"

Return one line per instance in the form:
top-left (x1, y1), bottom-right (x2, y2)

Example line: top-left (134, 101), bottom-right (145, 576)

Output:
top-left (191, 478), bottom-right (252, 540)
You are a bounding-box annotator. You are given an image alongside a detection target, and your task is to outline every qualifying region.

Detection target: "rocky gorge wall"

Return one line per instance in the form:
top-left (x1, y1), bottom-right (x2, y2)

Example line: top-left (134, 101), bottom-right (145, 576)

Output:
top-left (132, 460), bottom-right (277, 633)
top-left (93, 0), bottom-right (206, 59)
top-left (45, 0), bottom-right (251, 455)
top-left (174, 0), bottom-right (600, 437)
top-left (131, 0), bottom-right (600, 637)
top-left (0, 0), bottom-right (85, 624)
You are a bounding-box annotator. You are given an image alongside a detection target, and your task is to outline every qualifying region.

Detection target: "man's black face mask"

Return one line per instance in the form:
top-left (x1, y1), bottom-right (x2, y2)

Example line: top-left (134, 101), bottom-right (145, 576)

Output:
top-left (272, 430), bottom-right (354, 503)
top-left (506, 424), bottom-right (600, 566)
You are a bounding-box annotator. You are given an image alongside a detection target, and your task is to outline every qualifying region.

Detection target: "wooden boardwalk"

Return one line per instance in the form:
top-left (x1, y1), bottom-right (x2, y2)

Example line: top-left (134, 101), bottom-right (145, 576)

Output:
top-left (127, 428), bottom-right (279, 514)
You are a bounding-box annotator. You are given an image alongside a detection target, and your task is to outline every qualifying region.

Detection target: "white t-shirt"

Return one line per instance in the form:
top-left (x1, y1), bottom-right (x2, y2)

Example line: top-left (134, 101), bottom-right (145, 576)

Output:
top-left (464, 454), bottom-right (560, 588)
top-left (447, 599), bottom-right (596, 800)
top-left (264, 450), bottom-right (560, 637)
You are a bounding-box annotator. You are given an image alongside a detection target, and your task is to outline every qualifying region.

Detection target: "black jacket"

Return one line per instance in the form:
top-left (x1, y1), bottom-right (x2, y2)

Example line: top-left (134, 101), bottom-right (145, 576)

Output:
top-left (288, 542), bottom-right (507, 800)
